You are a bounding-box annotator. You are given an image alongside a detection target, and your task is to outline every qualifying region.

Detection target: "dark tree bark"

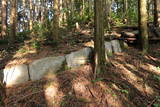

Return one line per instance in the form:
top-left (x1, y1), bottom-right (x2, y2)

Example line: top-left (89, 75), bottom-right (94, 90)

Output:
top-left (154, 0), bottom-right (160, 27)
top-left (138, 0), bottom-right (149, 54)
top-left (104, 0), bottom-right (112, 31)
top-left (9, 0), bottom-right (17, 43)
top-left (52, 0), bottom-right (59, 41)
top-left (94, 0), bottom-right (107, 77)
top-left (22, 0), bottom-right (26, 31)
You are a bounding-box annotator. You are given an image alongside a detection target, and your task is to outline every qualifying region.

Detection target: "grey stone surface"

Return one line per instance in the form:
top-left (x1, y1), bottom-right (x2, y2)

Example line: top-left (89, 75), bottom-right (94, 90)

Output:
top-left (105, 41), bottom-right (113, 55)
top-left (111, 40), bottom-right (122, 53)
top-left (29, 56), bottom-right (65, 81)
top-left (3, 64), bottom-right (29, 86)
top-left (65, 47), bottom-right (93, 68)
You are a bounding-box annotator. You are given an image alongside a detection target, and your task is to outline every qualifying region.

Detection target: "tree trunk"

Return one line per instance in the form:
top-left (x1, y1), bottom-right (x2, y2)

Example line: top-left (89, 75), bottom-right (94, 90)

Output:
top-left (52, 0), bottom-right (59, 41)
top-left (88, 0), bottom-right (92, 13)
top-left (29, 0), bottom-right (33, 30)
top-left (59, 0), bottom-right (63, 26)
top-left (82, 0), bottom-right (85, 16)
top-left (104, 0), bottom-right (112, 31)
top-left (9, 0), bottom-right (17, 43)
top-left (147, 0), bottom-right (151, 21)
top-left (154, 0), bottom-right (160, 27)
top-left (138, 0), bottom-right (149, 54)
top-left (94, 0), bottom-right (107, 77)
top-left (62, 0), bottom-right (67, 24)
top-left (22, 0), bottom-right (26, 31)
top-left (1, 0), bottom-right (7, 39)
top-left (123, 0), bottom-right (128, 24)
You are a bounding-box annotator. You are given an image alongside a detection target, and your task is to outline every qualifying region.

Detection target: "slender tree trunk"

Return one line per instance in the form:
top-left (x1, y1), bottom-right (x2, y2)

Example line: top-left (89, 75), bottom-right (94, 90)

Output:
top-left (29, 0), bottom-right (33, 30)
top-left (94, 0), bottom-right (107, 78)
top-left (88, 0), bottom-right (92, 13)
top-left (9, 0), bottom-right (17, 43)
top-left (116, 0), bottom-right (119, 15)
top-left (1, 0), bottom-right (7, 39)
top-left (62, 0), bottom-right (67, 24)
top-left (52, 0), bottom-right (59, 41)
top-left (33, 3), bottom-right (36, 22)
top-left (41, 0), bottom-right (47, 23)
top-left (65, 0), bottom-right (70, 27)
top-left (138, 0), bottom-right (149, 54)
top-left (123, 0), bottom-right (128, 24)
top-left (82, 0), bottom-right (85, 16)
top-left (147, 0), bottom-right (151, 21)
top-left (22, 0), bottom-right (26, 31)
top-left (154, 0), bottom-right (160, 27)
top-left (70, 0), bottom-right (74, 23)
top-left (59, 0), bottom-right (63, 26)
top-left (104, 0), bottom-right (112, 31)
top-left (41, 0), bottom-right (44, 22)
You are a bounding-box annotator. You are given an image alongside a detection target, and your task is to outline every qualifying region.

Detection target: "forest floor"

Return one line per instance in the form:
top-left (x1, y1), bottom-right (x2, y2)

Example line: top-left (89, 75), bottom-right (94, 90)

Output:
top-left (2, 43), bottom-right (160, 107)
top-left (0, 28), bottom-right (95, 70)
top-left (0, 26), bottom-right (133, 69)
top-left (0, 27), bottom-right (160, 107)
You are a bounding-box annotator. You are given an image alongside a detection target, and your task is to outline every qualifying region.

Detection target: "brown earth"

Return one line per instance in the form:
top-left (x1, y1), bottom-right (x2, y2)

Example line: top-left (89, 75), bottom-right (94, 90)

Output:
top-left (2, 43), bottom-right (160, 107)
top-left (0, 27), bottom-right (160, 107)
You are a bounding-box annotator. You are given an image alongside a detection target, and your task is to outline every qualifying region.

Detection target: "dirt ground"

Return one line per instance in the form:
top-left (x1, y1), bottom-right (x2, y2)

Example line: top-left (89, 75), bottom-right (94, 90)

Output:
top-left (1, 43), bottom-right (159, 107)
top-left (0, 26), bottom-right (132, 69)
top-left (0, 28), bottom-right (93, 69)
top-left (0, 27), bottom-right (160, 107)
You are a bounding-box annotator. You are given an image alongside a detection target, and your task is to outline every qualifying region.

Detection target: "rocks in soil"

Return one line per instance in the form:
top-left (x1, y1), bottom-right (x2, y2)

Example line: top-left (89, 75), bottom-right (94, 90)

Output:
top-left (1, 42), bottom-right (122, 85)
top-left (3, 64), bottom-right (29, 86)
top-left (111, 40), bottom-right (122, 53)
top-left (29, 56), bottom-right (65, 81)
top-left (105, 41), bottom-right (113, 56)
top-left (65, 47), bottom-right (93, 68)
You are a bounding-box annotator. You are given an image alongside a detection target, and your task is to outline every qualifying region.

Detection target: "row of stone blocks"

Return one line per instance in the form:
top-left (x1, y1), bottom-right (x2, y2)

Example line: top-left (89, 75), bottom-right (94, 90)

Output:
top-left (0, 40), bottom-right (122, 87)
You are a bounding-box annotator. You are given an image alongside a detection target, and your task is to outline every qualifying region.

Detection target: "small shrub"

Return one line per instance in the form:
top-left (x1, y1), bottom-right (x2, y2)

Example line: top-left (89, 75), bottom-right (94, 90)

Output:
top-left (32, 18), bottom-right (57, 46)
top-left (153, 75), bottom-right (160, 82)
top-left (108, 51), bottom-right (113, 57)
top-left (16, 30), bottom-right (31, 42)
top-left (120, 89), bottom-right (129, 94)
top-left (18, 47), bottom-right (28, 53)
top-left (92, 77), bottom-right (104, 83)
top-left (31, 40), bottom-right (41, 50)
top-left (153, 104), bottom-right (160, 107)
top-left (156, 67), bottom-right (160, 71)
top-left (0, 39), bottom-right (8, 45)
top-left (112, 93), bottom-right (117, 97)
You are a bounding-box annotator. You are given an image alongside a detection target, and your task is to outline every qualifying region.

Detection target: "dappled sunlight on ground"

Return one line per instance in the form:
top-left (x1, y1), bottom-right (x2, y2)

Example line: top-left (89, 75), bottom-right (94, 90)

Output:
top-left (146, 64), bottom-right (160, 75)
top-left (2, 43), bottom-right (160, 107)
top-left (44, 80), bottom-right (61, 106)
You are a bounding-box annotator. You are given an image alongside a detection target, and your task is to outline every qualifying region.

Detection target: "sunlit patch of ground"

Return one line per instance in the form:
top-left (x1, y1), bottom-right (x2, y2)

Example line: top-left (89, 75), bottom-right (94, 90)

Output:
top-left (4, 43), bottom-right (160, 107)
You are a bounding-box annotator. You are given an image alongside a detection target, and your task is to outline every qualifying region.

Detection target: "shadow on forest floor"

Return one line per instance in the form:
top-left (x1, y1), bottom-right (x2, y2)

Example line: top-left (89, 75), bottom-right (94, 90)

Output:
top-left (3, 43), bottom-right (160, 107)
top-left (0, 42), bottom-right (24, 70)
top-left (0, 28), bottom-right (93, 70)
